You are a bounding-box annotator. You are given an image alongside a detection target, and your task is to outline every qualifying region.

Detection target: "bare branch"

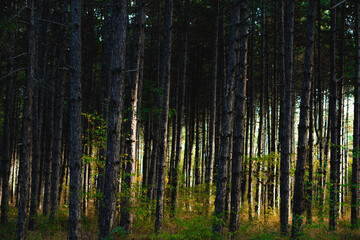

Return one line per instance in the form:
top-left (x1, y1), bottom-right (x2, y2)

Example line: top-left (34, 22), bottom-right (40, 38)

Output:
top-left (0, 67), bottom-right (26, 81)
top-left (329, 0), bottom-right (347, 10)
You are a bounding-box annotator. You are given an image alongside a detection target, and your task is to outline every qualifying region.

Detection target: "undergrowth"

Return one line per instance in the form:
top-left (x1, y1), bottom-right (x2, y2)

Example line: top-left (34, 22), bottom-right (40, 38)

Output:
top-left (1, 185), bottom-right (360, 239)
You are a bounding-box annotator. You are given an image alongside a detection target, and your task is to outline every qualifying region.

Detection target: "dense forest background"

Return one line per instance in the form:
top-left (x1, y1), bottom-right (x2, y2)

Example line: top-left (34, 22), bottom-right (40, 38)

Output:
top-left (1, 0), bottom-right (360, 239)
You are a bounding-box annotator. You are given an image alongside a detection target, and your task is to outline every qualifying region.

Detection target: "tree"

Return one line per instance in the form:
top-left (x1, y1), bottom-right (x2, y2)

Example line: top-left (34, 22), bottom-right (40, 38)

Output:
top-left (15, 0), bottom-right (35, 238)
top-left (352, 0), bottom-right (360, 229)
top-left (1, 0), bottom-right (16, 225)
top-left (98, 0), bottom-right (127, 238)
top-left (213, 0), bottom-right (239, 235)
top-left (279, 0), bottom-right (292, 236)
top-left (120, 0), bottom-right (145, 233)
top-left (49, 0), bottom-right (67, 221)
top-left (291, 0), bottom-right (316, 236)
top-left (68, 0), bottom-right (82, 238)
top-left (155, 0), bottom-right (173, 232)
top-left (329, 0), bottom-right (339, 231)
top-left (205, 0), bottom-right (219, 206)
top-left (230, 0), bottom-right (248, 233)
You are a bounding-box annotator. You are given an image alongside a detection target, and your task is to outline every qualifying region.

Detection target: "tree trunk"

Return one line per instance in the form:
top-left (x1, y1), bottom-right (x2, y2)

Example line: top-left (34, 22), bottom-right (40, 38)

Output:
top-left (120, 0), bottom-right (145, 233)
top-left (154, 0), bottom-right (173, 232)
top-left (171, 0), bottom-right (188, 215)
top-left (49, 0), bottom-right (67, 221)
top-left (1, 2), bottom-right (16, 223)
top-left (15, 0), bottom-right (35, 238)
top-left (213, 0), bottom-right (239, 235)
top-left (279, 0), bottom-right (292, 235)
top-left (98, 0), bottom-right (127, 238)
top-left (68, 0), bottom-right (82, 238)
top-left (291, 0), bottom-right (316, 236)
top-left (229, 0), bottom-right (248, 233)
top-left (352, 0), bottom-right (360, 229)
top-left (329, 0), bottom-right (338, 231)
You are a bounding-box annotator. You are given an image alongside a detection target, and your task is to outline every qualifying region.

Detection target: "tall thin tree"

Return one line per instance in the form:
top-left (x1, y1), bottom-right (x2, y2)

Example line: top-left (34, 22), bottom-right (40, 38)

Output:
top-left (230, 0), bottom-right (248, 233)
top-left (98, 0), bottom-right (127, 238)
top-left (15, 0), bottom-right (35, 238)
top-left (352, 0), bottom-right (360, 229)
top-left (213, 0), bottom-right (239, 235)
top-left (279, 0), bottom-right (292, 235)
top-left (155, 0), bottom-right (173, 232)
top-left (291, 0), bottom-right (316, 236)
top-left (329, 0), bottom-right (339, 231)
top-left (68, 0), bottom-right (82, 238)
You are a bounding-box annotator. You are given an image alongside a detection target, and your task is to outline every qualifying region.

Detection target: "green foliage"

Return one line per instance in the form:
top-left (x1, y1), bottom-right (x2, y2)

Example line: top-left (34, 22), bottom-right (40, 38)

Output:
top-left (82, 111), bottom-right (107, 149)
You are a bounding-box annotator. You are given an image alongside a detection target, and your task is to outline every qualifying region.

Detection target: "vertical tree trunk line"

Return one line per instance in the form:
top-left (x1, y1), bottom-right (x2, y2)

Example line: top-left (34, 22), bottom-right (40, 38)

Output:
top-left (291, 0), bottom-right (316, 236)
top-left (352, 0), bottom-right (360, 229)
top-left (230, 0), bottom-right (248, 233)
top-left (154, 0), bottom-right (173, 233)
top-left (213, 0), bottom-right (239, 235)
top-left (68, 0), bottom-right (82, 239)
top-left (15, 0), bottom-right (35, 238)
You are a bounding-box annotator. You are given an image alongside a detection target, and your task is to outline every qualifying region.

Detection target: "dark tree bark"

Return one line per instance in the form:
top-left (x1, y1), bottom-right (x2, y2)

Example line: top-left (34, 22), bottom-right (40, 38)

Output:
top-left (195, 105), bottom-right (201, 186)
top-left (98, 0), bottom-right (127, 238)
top-left (120, 0), bottom-right (145, 233)
top-left (68, 0), bottom-right (82, 238)
top-left (213, 0), bottom-right (239, 235)
top-left (1, 2), bottom-right (16, 224)
top-left (352, 0), bottom-right (360, 229)
top-left (49, 0), bottom-right (67, 221)
top-left (307, 77), bottom-right (315, 224)
top-left (248, 0), bottom-right (256, 220)
top-left (279, 0), bottom-right (291, 236)
top-left (171, 0), bottom-right (188, 215)
top-left (316, 0), bottom-right (325, 216)
top-left (291, 0), bottom-right (316, 236)
top-left (32, 1), bottom-right (50, 222)
top-left (229, 0), bottom-right (248, 233)
top-left (329, 0), bottom-right (338, 231)
top-left (154, 0), bottom-right (173, 232)
top-left (15, 0), bottom-right (35, 238)
top-left (255, 0), bottom-right (265, 217)
top-left (205, 0), bottom-right (218, 201)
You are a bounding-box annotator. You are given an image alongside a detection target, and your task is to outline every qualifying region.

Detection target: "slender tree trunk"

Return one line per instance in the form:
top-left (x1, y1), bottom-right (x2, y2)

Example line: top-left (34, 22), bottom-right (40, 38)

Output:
top-left (49, 0), bottom-right (66, 221)
top-left (248, 0), bottom-right (255, 220)
top-left (213, 0), bottom-right (239, 235)
top-left (352, 0), bottom-right (360, 229)
top-left (154, 0), bottom-right (173, 232)
top-left (230, 0), bottom-right (248, 233)
top-left (317, 0), bottom-right (324, 217)
top-left (329, 0), bottom-right (338, 231)
top-left (68, 0), bottom-right (82, 238)
top-left (120, 0), bottom-right (145, 233)
top-left (15, 0), bottom-right (35, 238)
top-left (171, 0), bottom-right (188, 215)
top-left (279, 0), bottom-right (291, 235)
top-left (307, 84), bottom-right (315, 224)
top-left (255, 0), bottom-right (265, 217)
top-left (195, 105), bottom-right (201, 186)
top-left (98, 0), bottom-right (127, 238)
top-left (291, 0), bottom-right (316, 236)
top-left (206, 0), bottom-right (218, 204)
top-left (1, 3), bottom-right (16, 223)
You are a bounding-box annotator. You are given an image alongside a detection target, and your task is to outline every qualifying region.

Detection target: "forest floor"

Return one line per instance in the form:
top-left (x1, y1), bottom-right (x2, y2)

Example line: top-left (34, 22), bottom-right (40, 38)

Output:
top-left (1, 186), bottom-right (360, 239)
